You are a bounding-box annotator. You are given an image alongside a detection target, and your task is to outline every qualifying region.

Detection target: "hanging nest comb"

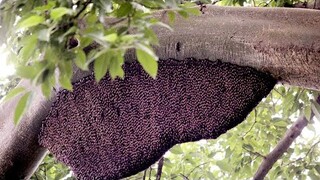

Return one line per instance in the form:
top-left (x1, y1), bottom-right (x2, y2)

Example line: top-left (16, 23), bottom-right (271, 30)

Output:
top-left (39, 59), bottom-right (276, 179)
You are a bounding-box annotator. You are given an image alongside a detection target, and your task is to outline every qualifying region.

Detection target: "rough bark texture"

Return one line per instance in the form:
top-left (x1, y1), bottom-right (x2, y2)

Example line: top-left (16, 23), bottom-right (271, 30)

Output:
top-left (39, 59), bottom-right (276, 179)
top-left (0, 6), bottom-right (319, 178)
top-left (0, 81), bottom-right (49, 179)
top-left (126, 6), bottom-right (320, 90)
top-left (0, 70), bottom-right (91, 179)
top-left (254, 116), bottom-right (308, 179)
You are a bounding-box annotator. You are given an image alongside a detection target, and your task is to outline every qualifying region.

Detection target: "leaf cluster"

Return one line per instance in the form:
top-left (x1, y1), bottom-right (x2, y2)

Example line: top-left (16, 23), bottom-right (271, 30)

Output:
top-left (0, 0), bottom-right (200, 124)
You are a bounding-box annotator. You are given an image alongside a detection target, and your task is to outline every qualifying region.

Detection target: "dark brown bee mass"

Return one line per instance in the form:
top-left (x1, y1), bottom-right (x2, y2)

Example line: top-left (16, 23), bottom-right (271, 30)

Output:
top-left (39, 59), bottom-right (276, 180)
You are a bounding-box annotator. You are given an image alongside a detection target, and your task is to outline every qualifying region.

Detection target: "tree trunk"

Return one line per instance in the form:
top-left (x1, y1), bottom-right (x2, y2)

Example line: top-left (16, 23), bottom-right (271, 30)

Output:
top-left (0, 81), bottom-right (49, 179)
top-left (142, 6), bottom-right (320, 91)
top-left (0, 6), bottom-right (319, 178)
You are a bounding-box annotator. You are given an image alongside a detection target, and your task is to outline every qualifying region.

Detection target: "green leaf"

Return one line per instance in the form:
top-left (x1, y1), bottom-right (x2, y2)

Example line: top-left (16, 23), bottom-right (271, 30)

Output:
top-left (109, 53), bottom-right (124, 79)
top-left (139, 0), bottom-right (165, 8)
top-left (74, 50), bottom-right (88, 70)
top-left (86, 32), bottom-right (110, 47)
top-left (315, 165), bottom-right (320, 174)
top-left (17, 15), bottom-right (45, 29)
top-left (144, 28), bottom-right (159, 45)
top-left (33, 1), bottom-right (56, 12)
top-left (14, 92), bottom-right (31, 125)
top-left (16, 65), bottom-right (38, 79)
top-left (1, 87), bottom-right (26, 103)
top-left (167, 11), bottom-right (176, 25)
top-left (58, 60), bottom-right (73, 90)
top-left (50, 7), bottom-right (72, 21)
top-left (165, 0), bottom-right (178, 8)
top-left (115, 2), bottom-right (133, 17)
top-left (184, 7), bottom-right (201, 16)
top-left (136, 44), bottom-right (158, 78)
top-left (170, 145), bottom-right (183, 154)
top-left (206, 172), bottom-right (215, 179)
top-left (19, 34), bottom-right (38, 62)
top-left (309, 170), bottom-right (320, 180)
top-left (120, 34), bottom-right (142, 42)
top-left (94, 53), bottom-right (110, 82)
top-left (104, 33), bottom-right (118, 43)
top-left (242, 143), bottom-right (253, 151)
top-left (58, 60), bottom-right (73, 79)
top-left (38, 28), bottom-right (51, 42)
top-left (178, 10), bottom-right (189, 18)
top-left (41, 80), bottom-right (52, 98)
top-left (304, 105), bottom-right (312, 121)
top-left (58, 26), bottom-right (77, 43)
top-left (274, 120), bottom-right (288, 127)
top-left (311, 101), bottom-right (320, 122)
top-left (216, 160), bottom-right (232, 172)
top-left (97, 0), bottom-right (113, 13)
top-left (59, 75), bottom-right (73, 91)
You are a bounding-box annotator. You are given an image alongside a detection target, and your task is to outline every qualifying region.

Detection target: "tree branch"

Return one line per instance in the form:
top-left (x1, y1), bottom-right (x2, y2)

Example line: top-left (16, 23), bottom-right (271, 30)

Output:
top-left (253, 116), bottom-right (308, 179)
top-left (142, 169), bottom-right (147, 180)
top-left (148, 167), bottom-right (152, 180)
top-left (156, 157), bottom-right (164, 180)
top-left (0, 6), bottom-right (320, 178)
top-left (74, 0), bottom-right (92, 19)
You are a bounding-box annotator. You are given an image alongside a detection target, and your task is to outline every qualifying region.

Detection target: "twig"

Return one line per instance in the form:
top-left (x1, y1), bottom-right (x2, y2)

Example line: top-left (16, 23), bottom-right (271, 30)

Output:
top-left (243, 146), bottom-right (266, 159)
top-left (74, 0), bottom-right (92, 19)
top-left (156, 157), bottom-right (164, 180)
top-left (107, 18), bottom-right (127, 27)
top-left (306, 139), bottom-right (320, 157)
top-left (253, 116), bottom-right (308, 180)
top-left (148, 167), bottom-right (152, 180)
top-left (273, 88), bottom-right (284, 97)
top-left (142, 169), bottom-right (147, 180)
top-left (187, 162), bottom-right (210, 177)
top-left (34, 172), bottom-right (39, 180)
top-left (180, 173), bottom-right (190, 180)
top-left (283, 138), bottom-right (320, 167)
top-left (243, 109), bottom-right (257, 137)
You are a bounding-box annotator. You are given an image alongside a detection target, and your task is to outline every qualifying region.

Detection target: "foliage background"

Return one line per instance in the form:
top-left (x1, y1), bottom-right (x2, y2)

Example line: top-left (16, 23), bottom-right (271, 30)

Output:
top-left (0, 0), bottom-right (319, 179)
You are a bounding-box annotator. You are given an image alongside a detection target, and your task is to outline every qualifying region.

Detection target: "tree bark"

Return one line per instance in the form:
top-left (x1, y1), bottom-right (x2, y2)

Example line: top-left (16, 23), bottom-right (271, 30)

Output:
top-left (140, 6), bottom-right (320, 91)
top-left (253, 116), bottom-right (308, 179)
top-left (156, 157), bottom-right (164, 180)
top-left (0, 81), bottom-right (49, 179)
top-left (0, 6), bottom-right (319, 178)
top-left (0, 70), bottom-right (91, 179)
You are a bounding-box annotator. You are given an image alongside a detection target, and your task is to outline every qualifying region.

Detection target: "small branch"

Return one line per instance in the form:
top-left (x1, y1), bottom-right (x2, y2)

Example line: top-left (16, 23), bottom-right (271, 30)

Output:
top-left (283, 138), bottom-right (320, 167)
top-left (273, 88), bottom-right (284, 97)
top-left (83, 42), bottom-right (100, 54)
top-left (74, 0), bottom-right (92, 19)
top-left (107, 18), bottom-right (127, 27)
top-left (148, 167), bottom-right (152, 180)
top-left (187, 162), bottom-right (210, 177)
top-left (156, 157), bottom-right (164, 180)
top-left (243, 109), bottom-right (257, 137)
top-left (180, 173), bottom-right (190, 180)
top-left (243, 146), bottom-right (266, 159)
top-left (306, 139), bottom-right (320, 156)
top-left (142, 169), bottom-right (147, 180)
top-left (253, 116), bottom-right (308, 180)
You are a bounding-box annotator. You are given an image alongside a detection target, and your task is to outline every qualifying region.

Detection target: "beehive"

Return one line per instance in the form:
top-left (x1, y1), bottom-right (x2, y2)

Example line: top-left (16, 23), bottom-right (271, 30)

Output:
top-left (39, 59), bottom-right (276, 179)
